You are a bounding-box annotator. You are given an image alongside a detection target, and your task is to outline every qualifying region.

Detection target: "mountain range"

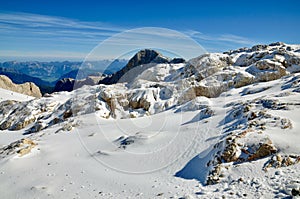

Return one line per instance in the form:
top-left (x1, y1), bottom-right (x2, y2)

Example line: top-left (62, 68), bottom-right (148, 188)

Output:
top-left (0, 42), bottom-right (300, 198)
top-left (0, 59), bottom-right (128, 94)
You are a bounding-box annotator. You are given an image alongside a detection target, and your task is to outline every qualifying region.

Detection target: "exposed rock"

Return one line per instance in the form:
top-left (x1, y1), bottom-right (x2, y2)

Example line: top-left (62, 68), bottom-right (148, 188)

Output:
top-left (233, 72), bottom-right (254, 88)
top-left (0, 43), bottom-right (300, 135)
top-left (13, 117), bottom-right (36, 130)
top-left (0, 138), bottom-right (37, 158)
top-left (177, 87), bottom-right (197, 105)
top-left (251, 44), bottom-right (268, 51)
top-left (184, 53), bottom-right (233, 81)
top-left (221, 140), bottom-right (239, 163)
top-left (18, 139), bottom-right (37, 157)
top-left (53, 78), bottom-right (75, 92)
top-left (264, 154), bottom-right (300, 170)
top-left (63, 110), bottom-right (73, 119)
top-left (207, 164), bottom-right (222, 185)
top-left (98, 84), bottom-right (128, 118)
top-left (205, 98), bottom-right (295, 184)
top-left (0, 75), bottom-right (42, 97)
top-left (100, 49), bottom-right (169, 85)
top-left (170, 58), bottom-right (185, 64)
top-left (27, 121), bottom-right (47, 133)
top-left (246, 59), bottom-right (288, 82)
top-left (292, 188), bottom-right (300, 196)
top-left (62, 122), bottom-right (73, 131)
top-left (269, 42), bottom-right (285, 46)
top-left (128, 89), bottom-right (158, 111)
top-left (193, 83), bottom-right (228, 98)
top-left (54, 75), bottom-right (106, 92)
top-left (248, 142), bottom-right (277, 161)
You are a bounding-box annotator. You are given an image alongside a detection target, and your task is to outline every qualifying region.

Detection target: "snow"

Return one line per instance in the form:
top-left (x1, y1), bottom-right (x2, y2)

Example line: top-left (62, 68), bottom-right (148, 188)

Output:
top-left (1, 75), bottom-right (299, 198)
top-left (0, 43), bottom-right (300, 198)
top-left (0, 88), bottom-right (34, 102)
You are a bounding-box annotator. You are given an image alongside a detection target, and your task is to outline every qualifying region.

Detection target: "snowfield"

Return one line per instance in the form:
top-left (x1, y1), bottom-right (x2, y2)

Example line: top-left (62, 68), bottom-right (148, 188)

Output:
top-left (0, 88), bottom-right (33, 102)
top-left (0, 42), bottom-right (300, 198)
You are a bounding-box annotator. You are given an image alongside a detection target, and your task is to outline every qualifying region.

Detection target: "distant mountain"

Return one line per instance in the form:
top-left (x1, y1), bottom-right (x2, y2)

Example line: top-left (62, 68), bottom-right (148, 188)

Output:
top-left (0, 61), bottom-right (81, 82)
top-left (52, 60), bottom-right (127, 92)
top-left (0, 68), bottom-right (54, 94)
top-left (57, 69), bottom-right (103, 81)
top-left (0, 59), bottom-right (128, 94)
top-left (53, 75), bottom-right (106, 92)
top-left (53, 78), bottom-right (75, 92)
top-left (0, 59), bottom-right (127, 81)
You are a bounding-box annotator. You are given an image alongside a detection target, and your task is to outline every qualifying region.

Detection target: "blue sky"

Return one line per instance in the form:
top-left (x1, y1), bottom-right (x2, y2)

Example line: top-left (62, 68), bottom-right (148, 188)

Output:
top-left (0, 0), bottom-right (300, 61)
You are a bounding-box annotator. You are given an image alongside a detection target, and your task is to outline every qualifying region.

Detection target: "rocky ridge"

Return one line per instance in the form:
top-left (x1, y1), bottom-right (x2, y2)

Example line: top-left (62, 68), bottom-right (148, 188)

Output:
top-left (0, 75), bottom-right (42, 98)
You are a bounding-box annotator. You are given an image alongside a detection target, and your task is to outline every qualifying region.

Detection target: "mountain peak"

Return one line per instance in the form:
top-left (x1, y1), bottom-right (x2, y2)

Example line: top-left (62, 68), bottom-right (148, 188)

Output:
top-left (99, 49), bottom-right (171, 84)
top-left (125, 49), bottom-right (169, 71)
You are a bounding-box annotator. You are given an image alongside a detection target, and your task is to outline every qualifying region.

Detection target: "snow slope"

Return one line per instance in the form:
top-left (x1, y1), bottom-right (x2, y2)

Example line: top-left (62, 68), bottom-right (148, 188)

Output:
top-left (0, 42), bottom-right (300, 198)
top-left (0, 87), bottom-right (33, 102)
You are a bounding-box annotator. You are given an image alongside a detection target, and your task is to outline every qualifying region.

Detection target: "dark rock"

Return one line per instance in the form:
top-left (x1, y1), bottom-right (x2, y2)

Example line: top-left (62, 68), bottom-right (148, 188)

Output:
top-left (99, 49), bottom-right (170, 85)
top-left (292, 188), bottom-right (300, 196)
top-left (54, 75), bottom-right (106, 92)
top-left (53, 78), bottom-right (75, 92)
top-left (269, 42), bottom-right (285, 46)
top-left (63, 110), bottom-right (73, 119)
top-left (251, 44), bottom-right (268, 51)
top-left (170, 58), bottom-right (185, 64)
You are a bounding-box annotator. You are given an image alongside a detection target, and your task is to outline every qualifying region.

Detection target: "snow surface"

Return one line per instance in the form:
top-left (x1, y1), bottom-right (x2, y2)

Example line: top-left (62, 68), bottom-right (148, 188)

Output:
top-left (0, 43), bottom-right (300, 198)
top-left (0, 77), bottom-right (299, 198)
top-left (0, 88), bottom-right (34, 102)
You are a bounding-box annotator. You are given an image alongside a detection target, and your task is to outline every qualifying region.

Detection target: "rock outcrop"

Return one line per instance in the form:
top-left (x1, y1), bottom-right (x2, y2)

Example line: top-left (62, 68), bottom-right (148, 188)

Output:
top-left (0, 75), bottom-right (42, 97)
top-left (53, 75), bottom-right (106, 92)
top-left (246, 59), bottom-right (288, 82)
top-left (99, 49), bottom-right (182, 84)
top-left (0, 138), bottom-right (37, 157)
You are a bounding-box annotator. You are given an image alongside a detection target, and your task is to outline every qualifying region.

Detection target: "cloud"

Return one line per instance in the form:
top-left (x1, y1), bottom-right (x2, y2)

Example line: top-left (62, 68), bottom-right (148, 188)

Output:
top-left (0, 12), bottom-right (123, 32)
top-left (0, 12), bottom-right (124, 44)
top-left (0, 12), bottom-right (259, 60)
top-left (184, 30), bottom-right (258, 52)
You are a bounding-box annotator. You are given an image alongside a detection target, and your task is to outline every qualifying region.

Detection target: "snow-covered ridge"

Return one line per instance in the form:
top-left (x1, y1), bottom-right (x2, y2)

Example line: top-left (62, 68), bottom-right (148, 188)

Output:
top-left (1, 42), bottom-right (299, 131)
top-left (0, 42), bottom-right (300, 198)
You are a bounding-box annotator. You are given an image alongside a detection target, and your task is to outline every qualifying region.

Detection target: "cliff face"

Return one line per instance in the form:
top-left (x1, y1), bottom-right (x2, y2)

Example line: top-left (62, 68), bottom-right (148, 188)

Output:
top-left (0, 75), bottom-right (42, 98)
